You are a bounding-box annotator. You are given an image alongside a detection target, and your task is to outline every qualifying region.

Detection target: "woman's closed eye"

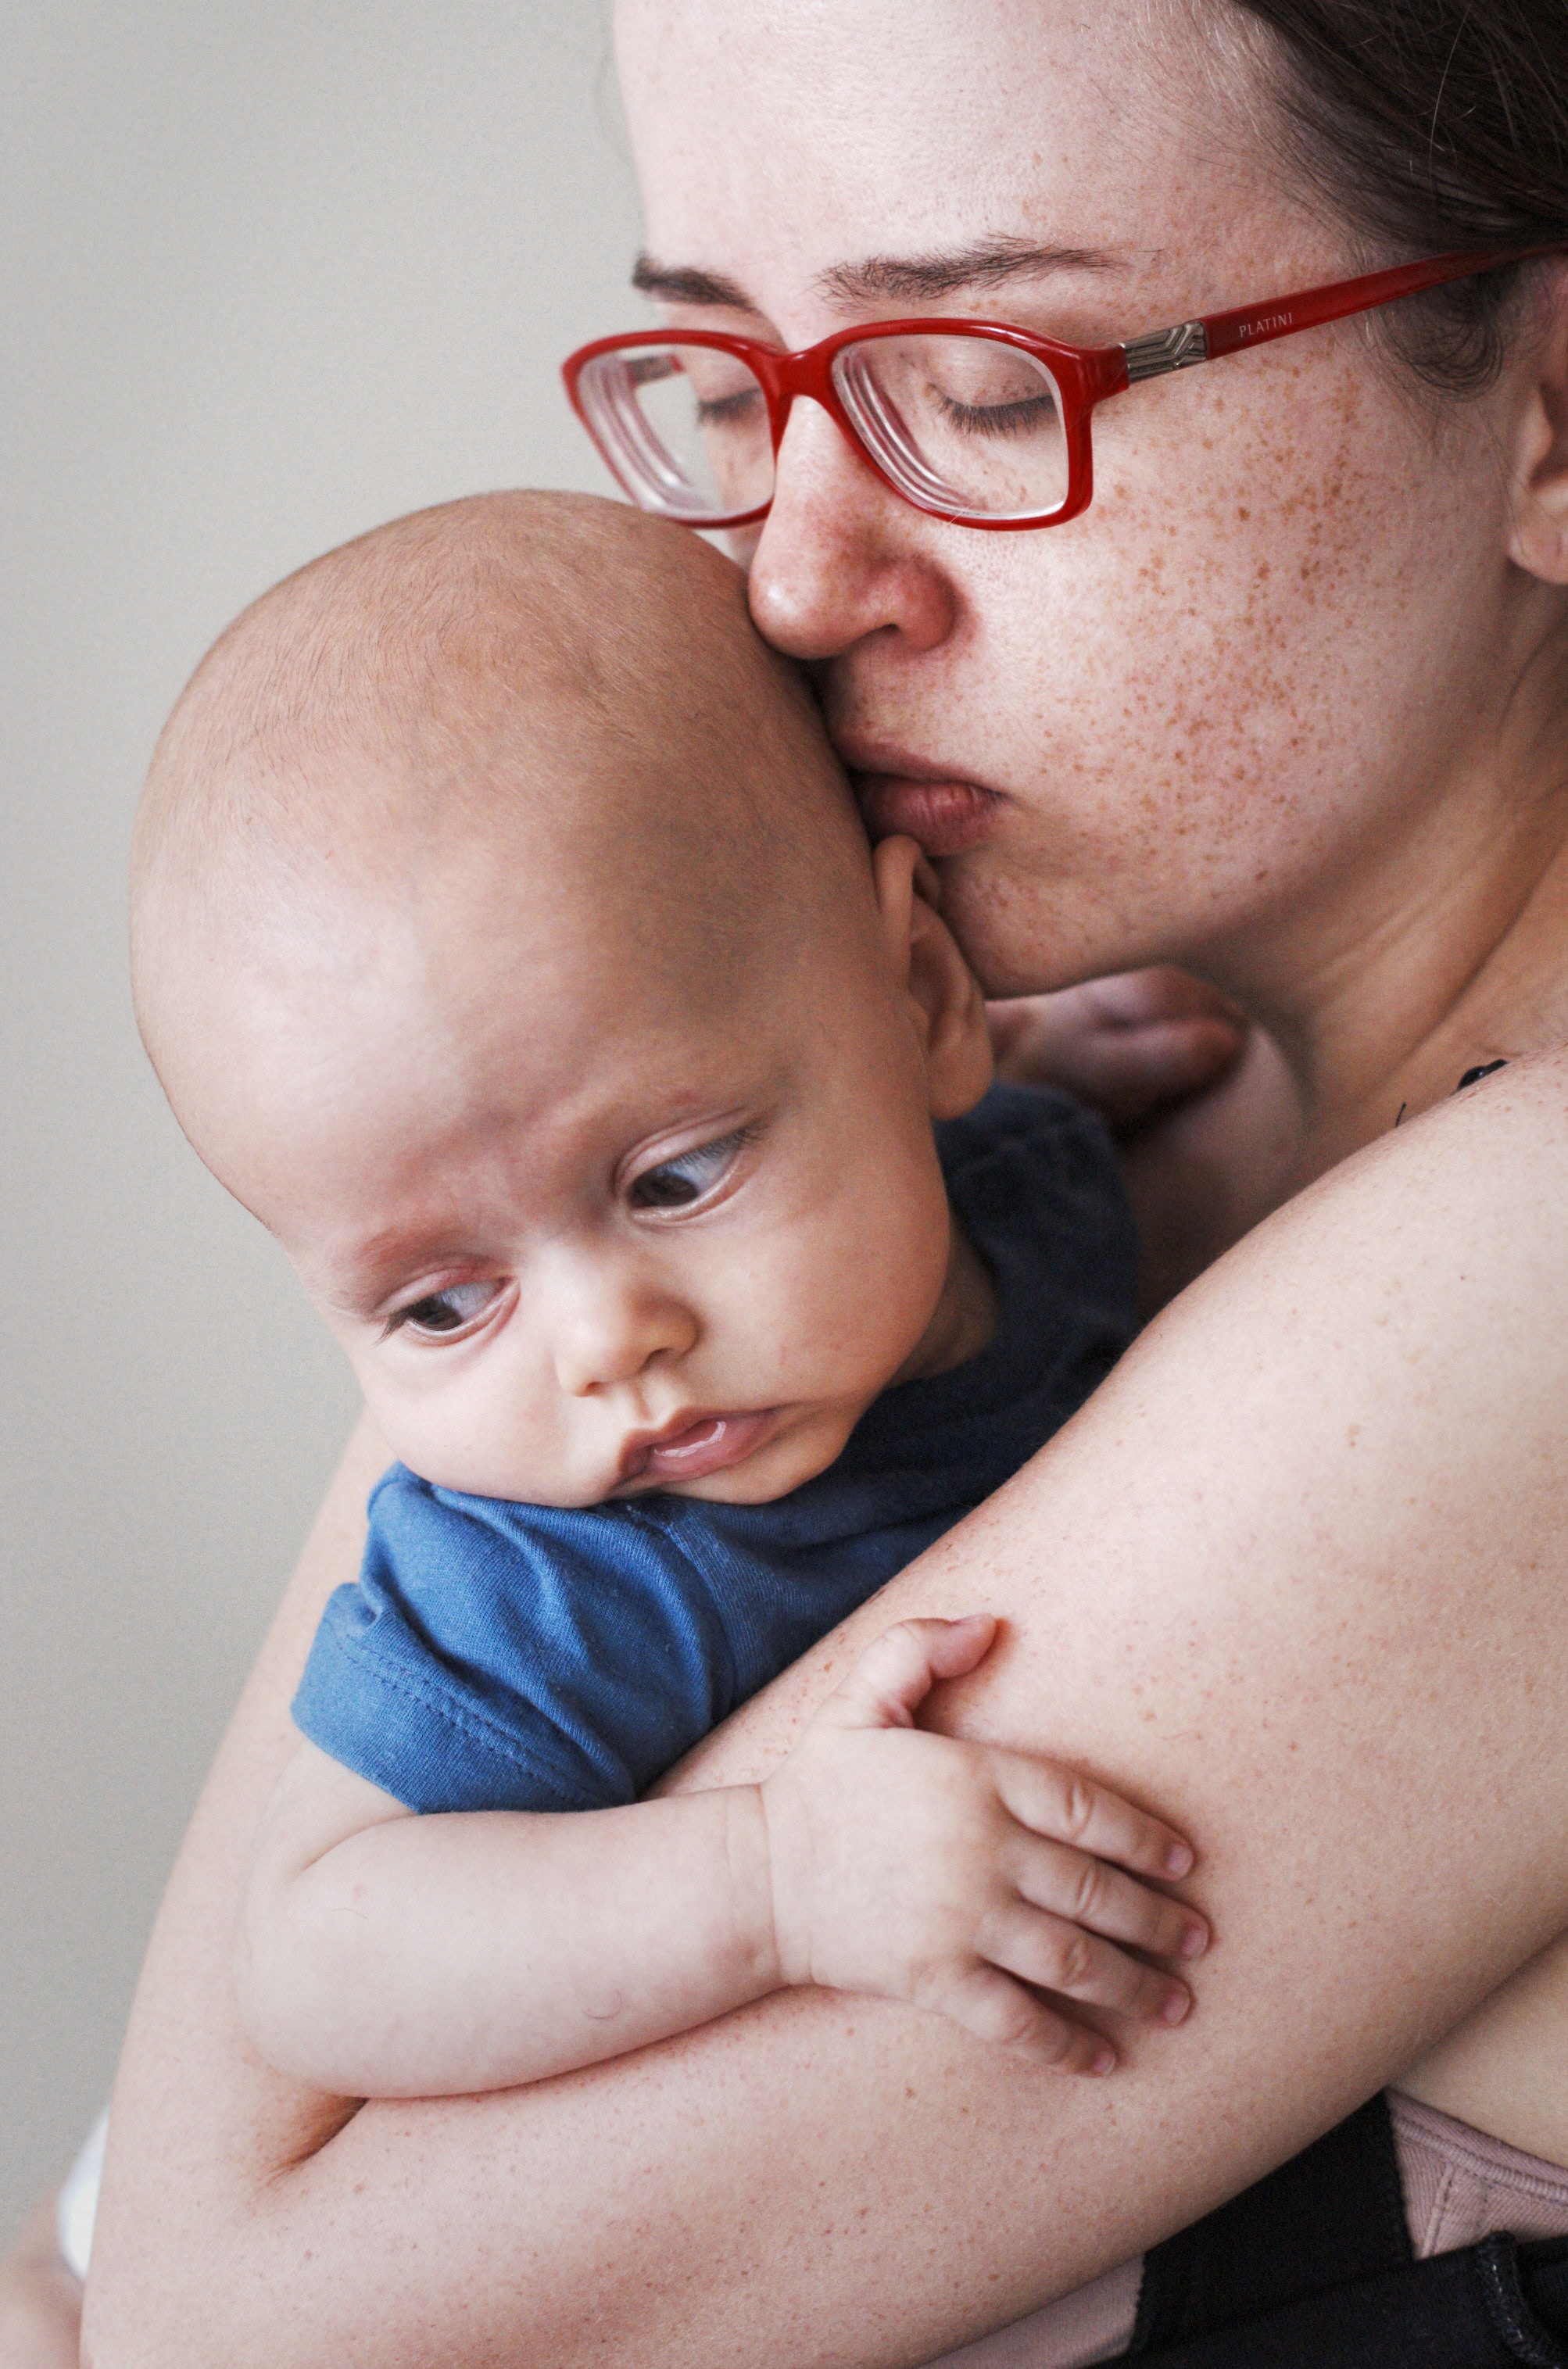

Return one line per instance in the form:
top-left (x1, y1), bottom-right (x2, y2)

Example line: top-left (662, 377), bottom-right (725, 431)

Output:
top-left (628, 1127), bottom-right (754, 1211)
top-left (938, 391), bottom-right (1059, 440)
top-left (385, 1279), bottom-right (504, 1340)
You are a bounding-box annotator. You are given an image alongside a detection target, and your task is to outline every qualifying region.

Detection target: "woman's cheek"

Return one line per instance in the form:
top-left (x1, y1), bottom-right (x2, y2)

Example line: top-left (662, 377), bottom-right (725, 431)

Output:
top-left (938, 372), bottom-right (1473, 990)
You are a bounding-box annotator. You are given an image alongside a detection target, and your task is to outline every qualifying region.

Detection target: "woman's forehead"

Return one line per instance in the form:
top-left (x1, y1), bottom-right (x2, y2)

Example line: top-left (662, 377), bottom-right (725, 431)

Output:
top-left (614, 0), bottom-right (1284, 325)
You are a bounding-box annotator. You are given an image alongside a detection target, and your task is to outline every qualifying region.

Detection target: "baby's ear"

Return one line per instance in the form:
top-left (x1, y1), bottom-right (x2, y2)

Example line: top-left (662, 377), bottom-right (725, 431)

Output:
top-left (870, 836), bottom-right (993, 1120)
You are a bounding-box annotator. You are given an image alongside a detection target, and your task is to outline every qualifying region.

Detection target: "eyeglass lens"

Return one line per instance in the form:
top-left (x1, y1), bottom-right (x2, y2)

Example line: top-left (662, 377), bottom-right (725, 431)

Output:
top-left (832, 337), bottom-right (1069, 520)
top-left (577, 335), bottom-right (1071, 524)
top-left (575, 345), bottom-right (773, 522)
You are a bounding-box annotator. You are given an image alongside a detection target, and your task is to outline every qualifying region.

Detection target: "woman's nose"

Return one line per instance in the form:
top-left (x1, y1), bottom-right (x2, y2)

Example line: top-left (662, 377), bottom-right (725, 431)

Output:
top-left (744, 399), bottom-right (959, 663)
top-left (548, 1265), bottom-right (698, 1399)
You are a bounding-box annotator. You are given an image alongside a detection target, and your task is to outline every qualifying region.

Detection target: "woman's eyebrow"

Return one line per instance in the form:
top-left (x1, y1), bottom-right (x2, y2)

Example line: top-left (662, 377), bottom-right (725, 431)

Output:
top-left (631, 254), bottom-right (755, 309)
top-left (632, 239), bottom-right (1133, 318)
top-left (813, 239), bottom-right (1133, 307)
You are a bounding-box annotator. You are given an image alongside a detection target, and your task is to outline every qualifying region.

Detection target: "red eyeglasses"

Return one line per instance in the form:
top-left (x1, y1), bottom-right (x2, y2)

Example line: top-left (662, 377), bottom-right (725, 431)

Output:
top-left (563, 245), bottom-right (1563, 532)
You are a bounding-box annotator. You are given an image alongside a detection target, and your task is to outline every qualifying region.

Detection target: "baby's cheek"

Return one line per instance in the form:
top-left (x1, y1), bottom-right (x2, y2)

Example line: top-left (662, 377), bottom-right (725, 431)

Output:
top-left (362, 1372), bottom-right (538, 1499)
top-left (353, 1378), bottom-right (444, 1480)
top-left (799, 1192), bottom-right (951, 1387)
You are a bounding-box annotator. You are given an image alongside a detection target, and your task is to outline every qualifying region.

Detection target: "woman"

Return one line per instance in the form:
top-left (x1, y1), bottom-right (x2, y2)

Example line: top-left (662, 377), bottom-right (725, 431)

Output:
top-left (48, 0), bottom-right (1568, 2359)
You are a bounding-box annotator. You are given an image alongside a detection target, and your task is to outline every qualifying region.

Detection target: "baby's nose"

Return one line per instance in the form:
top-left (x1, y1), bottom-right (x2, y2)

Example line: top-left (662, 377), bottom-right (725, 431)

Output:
top-left (549, 1270), bottom-right (698, 1397)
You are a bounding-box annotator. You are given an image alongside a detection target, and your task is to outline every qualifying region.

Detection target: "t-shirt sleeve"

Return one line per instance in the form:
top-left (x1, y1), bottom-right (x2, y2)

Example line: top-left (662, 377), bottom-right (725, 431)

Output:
top-left (938, 1083), bottom-right (1139, 1387)
top-left (291, 1470), bottom-right (739, 1815)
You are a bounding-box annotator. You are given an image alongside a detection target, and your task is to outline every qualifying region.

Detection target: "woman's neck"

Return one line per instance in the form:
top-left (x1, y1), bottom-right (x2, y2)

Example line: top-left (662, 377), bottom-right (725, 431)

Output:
top-left (1207, 646), bottom-right (1568, 1188)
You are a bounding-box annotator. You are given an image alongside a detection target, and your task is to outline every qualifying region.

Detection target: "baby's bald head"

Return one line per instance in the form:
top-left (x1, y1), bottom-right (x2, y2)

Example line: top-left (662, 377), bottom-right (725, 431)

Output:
top-left (131, 492), bottom-right (872, 1192)
top-left (126, 492), bottom-right (996, 1508)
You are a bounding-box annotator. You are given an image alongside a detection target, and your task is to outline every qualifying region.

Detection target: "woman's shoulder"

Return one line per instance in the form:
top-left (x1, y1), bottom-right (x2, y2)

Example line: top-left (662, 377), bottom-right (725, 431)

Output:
top-left (1279, 1046), bottom-right (1568, 1254)
top-left (1132, 1039), bottom-right (1568, 1315)
top-left (1122, 1046), bottom-right (1568, 1491)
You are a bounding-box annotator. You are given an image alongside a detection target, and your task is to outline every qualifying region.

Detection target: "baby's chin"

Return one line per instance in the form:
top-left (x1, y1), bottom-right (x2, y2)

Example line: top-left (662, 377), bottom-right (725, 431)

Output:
top-left (394, 1407), bottom-right (868, 1512)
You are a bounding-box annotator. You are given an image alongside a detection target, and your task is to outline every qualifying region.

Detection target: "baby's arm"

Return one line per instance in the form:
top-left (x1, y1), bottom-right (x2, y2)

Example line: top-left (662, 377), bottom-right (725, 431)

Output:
top-left (238, 1614), bottom-right (1205, 2098)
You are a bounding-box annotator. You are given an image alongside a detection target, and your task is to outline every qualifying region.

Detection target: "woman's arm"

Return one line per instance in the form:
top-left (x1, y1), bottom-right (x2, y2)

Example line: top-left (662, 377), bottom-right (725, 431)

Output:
top-left (0, 2199), bottom-right (83, 2369)
top-left (86, 1061), bottom-right (1568, 2369)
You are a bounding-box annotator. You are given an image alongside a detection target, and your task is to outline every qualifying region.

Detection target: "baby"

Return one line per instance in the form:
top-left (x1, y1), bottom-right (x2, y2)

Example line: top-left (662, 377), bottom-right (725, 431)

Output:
top-left (130, 490), bottom-right (1204, 2104)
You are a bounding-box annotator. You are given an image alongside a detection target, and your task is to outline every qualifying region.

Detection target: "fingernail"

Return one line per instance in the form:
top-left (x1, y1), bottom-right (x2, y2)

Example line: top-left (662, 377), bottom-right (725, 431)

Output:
top-left (1164, 1842), bottom-right (1194, 1878)
top-left (1160, 1985), bottom-right (1192, 2027)
top-left (1089, 2045), bottom-right (1117, 2076)
top-left (1179, 1920), bottom-right (1208, 1959)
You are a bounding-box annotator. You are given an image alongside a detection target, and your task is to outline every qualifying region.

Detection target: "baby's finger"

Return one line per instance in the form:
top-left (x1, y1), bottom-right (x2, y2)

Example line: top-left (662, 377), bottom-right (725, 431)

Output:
top-left (1011, 1837), bottom-right (1208, 1963)
top-left (981, 1903), bottom-right (1192, 2028)
top-left (814, 1615), bottom-right (997, 1734)
top-left (991, 1749), bottom-right (1195, 1881)
top-left (936, 1963), bottom-right (1117, 2074)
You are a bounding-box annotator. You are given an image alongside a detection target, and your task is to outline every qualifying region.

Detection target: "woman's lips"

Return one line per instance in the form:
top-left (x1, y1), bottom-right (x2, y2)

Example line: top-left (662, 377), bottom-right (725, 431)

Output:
top-left (850, 773), bottom-right (1003, 858)
top-left (620, 1408), bottom-right (779, 1487)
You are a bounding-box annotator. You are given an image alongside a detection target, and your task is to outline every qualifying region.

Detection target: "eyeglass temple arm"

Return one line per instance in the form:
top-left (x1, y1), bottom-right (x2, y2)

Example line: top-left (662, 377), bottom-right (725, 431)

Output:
top-left (1119, 244), bottom-right (1565, 387)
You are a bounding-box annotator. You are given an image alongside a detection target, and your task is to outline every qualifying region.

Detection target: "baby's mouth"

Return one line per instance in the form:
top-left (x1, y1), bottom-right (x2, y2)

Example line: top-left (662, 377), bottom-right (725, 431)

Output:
top-left (618, 1408), bottom-right (779, 1487)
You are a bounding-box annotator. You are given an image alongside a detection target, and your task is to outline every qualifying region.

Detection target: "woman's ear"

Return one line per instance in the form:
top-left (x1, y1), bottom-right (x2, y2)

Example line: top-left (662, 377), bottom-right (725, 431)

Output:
top-left (1505, 266), bottom-right (1568, 585)
top-left (870, 834), bottom-right (993, 1120)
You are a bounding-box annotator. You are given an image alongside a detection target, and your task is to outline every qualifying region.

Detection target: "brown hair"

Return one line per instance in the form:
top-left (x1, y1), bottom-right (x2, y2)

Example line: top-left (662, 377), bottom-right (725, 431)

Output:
top-left (1231, 0), bottom-right (1568, 391)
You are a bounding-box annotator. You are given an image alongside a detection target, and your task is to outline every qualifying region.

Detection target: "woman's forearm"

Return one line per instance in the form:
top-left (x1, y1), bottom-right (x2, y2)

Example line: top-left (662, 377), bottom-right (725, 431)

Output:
top-left (86, 1070), bottom-right (1568, 2368)
top-left (84, 1412), bottom-right (388, 2349)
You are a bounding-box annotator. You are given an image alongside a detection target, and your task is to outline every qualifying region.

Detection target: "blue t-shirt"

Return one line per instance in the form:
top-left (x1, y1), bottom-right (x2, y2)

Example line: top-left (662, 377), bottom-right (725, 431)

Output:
top-left (292, 1085), bottom-right (1137, 1815)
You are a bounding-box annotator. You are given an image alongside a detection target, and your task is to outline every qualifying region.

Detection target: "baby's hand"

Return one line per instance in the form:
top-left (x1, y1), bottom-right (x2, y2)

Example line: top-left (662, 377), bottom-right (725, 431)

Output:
top-left (757, 1615), bottom-right (1206, 2074)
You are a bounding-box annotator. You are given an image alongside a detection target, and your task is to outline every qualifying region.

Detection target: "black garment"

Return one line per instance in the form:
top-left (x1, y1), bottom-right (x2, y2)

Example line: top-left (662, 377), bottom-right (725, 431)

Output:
top-left (1111, 2095), bottom-right (1568, 2364)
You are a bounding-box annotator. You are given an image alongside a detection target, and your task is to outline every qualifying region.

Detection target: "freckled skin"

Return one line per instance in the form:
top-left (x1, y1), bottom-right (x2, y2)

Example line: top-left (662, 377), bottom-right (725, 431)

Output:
top-left (615, 0), bottom-right (1568, 1177)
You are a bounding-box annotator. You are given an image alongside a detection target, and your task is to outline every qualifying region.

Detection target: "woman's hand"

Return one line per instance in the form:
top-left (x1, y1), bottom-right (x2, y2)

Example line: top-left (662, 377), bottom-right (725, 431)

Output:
top-left (760, 1615), bottom-right (1204, 2070)
top-left (990, 973), bottom-right (1305, 1309)
top-left (987, 970), bottom-right (1244, 1133)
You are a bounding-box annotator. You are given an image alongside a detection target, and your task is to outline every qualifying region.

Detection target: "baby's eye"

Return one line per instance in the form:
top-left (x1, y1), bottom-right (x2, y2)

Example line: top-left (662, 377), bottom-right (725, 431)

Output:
top-left (628, 1129), bottom-right (750, 1211)
top-left (388, 1280), bottom-right (502, 1339)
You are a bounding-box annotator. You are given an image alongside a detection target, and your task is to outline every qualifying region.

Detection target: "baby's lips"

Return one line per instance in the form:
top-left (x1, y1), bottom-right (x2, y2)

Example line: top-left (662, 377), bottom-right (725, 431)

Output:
top-left (623, 1407), bottom-right (779, 1485)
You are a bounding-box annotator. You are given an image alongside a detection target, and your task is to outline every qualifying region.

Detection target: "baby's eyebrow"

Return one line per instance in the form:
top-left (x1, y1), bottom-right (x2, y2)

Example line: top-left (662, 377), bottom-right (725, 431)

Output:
top-left (309, 1234), bottom-right (468, 1316)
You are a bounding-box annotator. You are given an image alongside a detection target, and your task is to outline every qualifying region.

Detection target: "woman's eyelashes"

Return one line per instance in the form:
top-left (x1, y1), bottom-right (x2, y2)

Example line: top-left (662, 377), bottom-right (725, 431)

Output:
top-left (385, 1279), bottom-right (504, 1340)
top-left (628, 1126), bottom-right (756, 1211)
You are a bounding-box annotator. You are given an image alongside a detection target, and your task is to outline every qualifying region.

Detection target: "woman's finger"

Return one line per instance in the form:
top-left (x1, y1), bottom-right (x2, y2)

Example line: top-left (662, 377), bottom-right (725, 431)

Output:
top-left (933, 1963), bottom-right (1117, 2074)
top-left (986, 971), bottom-right (1245, 1129)
top-left (990, 1748), bottom-right (1196, 1881)
top-left (1008, 1835), bottom-right (1208, 1963)
top-left (979, 1903), bottom-right (1192, 2028)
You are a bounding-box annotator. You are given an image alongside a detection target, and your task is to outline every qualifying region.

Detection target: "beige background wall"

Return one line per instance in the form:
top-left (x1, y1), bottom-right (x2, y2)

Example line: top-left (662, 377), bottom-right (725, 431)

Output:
top-left (1, 0), bottom-right (640, 2241)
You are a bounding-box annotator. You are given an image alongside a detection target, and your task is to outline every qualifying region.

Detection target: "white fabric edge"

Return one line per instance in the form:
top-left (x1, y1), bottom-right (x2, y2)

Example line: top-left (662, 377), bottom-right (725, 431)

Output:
top-left (55, 2107), bottom-right (109, 2281)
